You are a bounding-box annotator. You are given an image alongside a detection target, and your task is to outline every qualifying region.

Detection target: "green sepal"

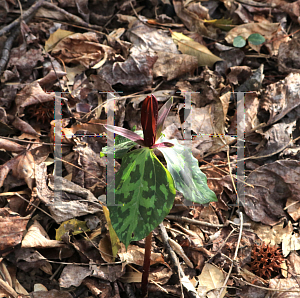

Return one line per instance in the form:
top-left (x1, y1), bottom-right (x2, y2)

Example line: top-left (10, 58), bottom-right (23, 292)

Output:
top-left (100, 130), bottom-right (144, 159)
top-left (157, 136), bottom-right (217, 204)
top-left (107, 148), bottom-right (176, 249)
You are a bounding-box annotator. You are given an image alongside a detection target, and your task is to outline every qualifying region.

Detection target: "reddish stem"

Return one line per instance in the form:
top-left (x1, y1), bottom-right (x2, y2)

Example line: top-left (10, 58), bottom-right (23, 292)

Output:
top-left (141, 231), bottom-right (152, 298)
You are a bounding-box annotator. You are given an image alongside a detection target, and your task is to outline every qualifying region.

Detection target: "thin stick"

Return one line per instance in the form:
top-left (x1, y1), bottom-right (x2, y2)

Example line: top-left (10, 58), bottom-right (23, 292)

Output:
top-left (14, 192), bottom-right (54, 220)
top-left (0, 0), bottom-right (44, 37)
top-left (0, 29), bottom-right (20, 73)
top-left (167, 215), bottom-right (251, 229)
top-left (217, 212), bottom-right (243, 298)
top-left (0, 279), bottom-right (18, 298)
top-left (42, 2), bottom-right (103, 31)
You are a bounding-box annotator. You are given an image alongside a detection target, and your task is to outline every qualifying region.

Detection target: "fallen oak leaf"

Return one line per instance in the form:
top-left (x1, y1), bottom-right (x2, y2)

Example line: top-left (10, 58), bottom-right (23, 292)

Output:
top-left (14, 81), bottom-right (55, 115)
top-left (0, 150), bottom-right (35, 189)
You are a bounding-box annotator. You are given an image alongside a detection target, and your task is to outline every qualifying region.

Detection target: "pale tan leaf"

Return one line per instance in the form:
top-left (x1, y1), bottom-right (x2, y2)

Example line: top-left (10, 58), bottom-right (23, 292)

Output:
top-left (197, 263), bottom-right (226, 298)
top-left (171, 32), bottom-right (222, 67)
top-left (22, 220), bottom-right (64, 248)
top-left (45, 29), bottom-right (74, 52)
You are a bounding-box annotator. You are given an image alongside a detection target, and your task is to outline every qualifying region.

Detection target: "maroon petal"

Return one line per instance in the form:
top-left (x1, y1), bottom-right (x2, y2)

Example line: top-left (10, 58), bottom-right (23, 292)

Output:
top-left (141, 95), bottom-right (158, 147)
top-left (104, 124), bottom-right (146, 147)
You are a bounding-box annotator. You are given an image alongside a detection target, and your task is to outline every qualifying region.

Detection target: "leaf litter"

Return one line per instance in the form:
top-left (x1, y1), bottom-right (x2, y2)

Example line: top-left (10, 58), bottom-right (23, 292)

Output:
top-left (0, 0), bottom-right (300, 297)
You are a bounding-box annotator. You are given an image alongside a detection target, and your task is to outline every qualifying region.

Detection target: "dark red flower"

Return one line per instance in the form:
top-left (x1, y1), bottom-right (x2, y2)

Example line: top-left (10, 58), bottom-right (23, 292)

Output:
top-left (141, 95), bottom-right (158, 147)
top-left (105, 95), bottom-right (173, 148)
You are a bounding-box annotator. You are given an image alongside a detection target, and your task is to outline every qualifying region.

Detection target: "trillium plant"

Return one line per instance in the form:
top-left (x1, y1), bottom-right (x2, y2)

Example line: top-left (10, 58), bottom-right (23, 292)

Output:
top-left (103, 95), bottom-right (217, 296)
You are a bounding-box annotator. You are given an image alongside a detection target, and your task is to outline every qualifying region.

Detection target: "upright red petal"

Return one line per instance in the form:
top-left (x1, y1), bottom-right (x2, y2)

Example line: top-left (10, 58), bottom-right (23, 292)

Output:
top-left (141, 95), bottom-right (158, 147)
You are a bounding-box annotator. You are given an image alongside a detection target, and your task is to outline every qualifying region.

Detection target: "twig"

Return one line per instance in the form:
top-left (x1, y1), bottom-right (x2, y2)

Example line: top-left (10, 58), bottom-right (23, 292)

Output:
top-left (0, 279), bottom-right (18, 298)
top-left (0, 0), bottom-right (44, 37)
top-left (14, 192), bottom-right (55, 220)
top-left (16, 0), bottom-right (23, 20)
top-left (129, 1), bottom-right (148, 24)
top-left (35, 17), bottom-right (107, 35)
top-left (159, 223), bottom-right (184, 298)
top-left (55, 157), bottom-right (105, 183)
top-left (234, 0), bottom-right (276, 7)
top-left (166, 215), bottom-right (251, 228)
top-left (232, 276), bottom-right (300, 292)
top-left (0, 136), bottom-right (70, 146)
top-left (217, 212), bottom-right (244, 298)
top-left (243, 135), bottom-right (300, 161)
top-left (42, 2), bottom-right (103, 31)
top-left (206, 228), bottom-right (236, 264)
top-left (0, 29), bottom-right (20, 74)
top-left (159, 223), bottom-right (202, 298)
top-left (0, 0), bottom-right (45, 73)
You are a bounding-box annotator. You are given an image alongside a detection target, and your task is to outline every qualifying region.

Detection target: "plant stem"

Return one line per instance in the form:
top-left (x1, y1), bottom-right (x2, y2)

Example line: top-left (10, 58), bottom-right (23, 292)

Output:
top-left (141, 231), bottom-right (152, 297)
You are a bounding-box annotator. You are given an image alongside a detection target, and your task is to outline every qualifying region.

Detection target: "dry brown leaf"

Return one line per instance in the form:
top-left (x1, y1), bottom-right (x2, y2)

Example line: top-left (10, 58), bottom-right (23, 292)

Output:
top-left (286, 197), bottom-right (300, 221)
top-left (59, 265), bottom-right (92, 288)
top-left (282, 231), bottom-right (300, 257)
top-left (7, 43), bottom-right (44, 78)
top-left (244, 160), bottom-right (300, 225)
top-left (0, 150), bottom-right (35, 189)
top-left (268, 278), bottom-right (300, 298)
top-left (98, 235), bottom-right (114, 263)
top-left (260, 73), bottom-right (300, 125)
top-left (37, 70), bottom-right (67, 90)
top-left (173, 0), bottom-right (210, 36)
top-left (31, 289), bottom-right (73, 298)
top-left (0, 208), bottom-right (29, 251)
top-left (51, 32), bottom-right (115, 68)
top-left (252, 221), bottom-right (293, 246)
top-left (45, 175), bottom-right (102, 223)
top-left (153, 51), bottom-right (198, 81)
top-left (168, 238), bottom-right (194, 268)
top-left (11, 117), bottom-right (40, 136)
top-left (118, 244), bottom-right (166, 267)
top-left (127, 20), bottom-right (178, 54)
top-left (99, 52), bottom-right (157, 89)
top-left (225, 23), bottom-right (279, 43)
top-left (15, 81), bottom-right (55, 113)
top-left (119, 267), bottom-right (172, 284)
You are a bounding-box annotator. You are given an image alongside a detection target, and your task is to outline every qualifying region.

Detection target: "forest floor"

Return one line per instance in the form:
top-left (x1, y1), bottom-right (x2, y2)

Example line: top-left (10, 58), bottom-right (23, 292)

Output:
top-left (0, 0), bottom-right (300, 297)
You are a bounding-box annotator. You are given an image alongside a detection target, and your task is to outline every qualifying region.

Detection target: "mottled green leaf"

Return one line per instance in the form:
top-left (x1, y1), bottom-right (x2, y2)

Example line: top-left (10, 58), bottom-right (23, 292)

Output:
top-left (101, 130), bottom-right (144, 159)
top-left (157, 136), bottom-right (217, 204)
top-left (107, 148), bottom-right (176, 248)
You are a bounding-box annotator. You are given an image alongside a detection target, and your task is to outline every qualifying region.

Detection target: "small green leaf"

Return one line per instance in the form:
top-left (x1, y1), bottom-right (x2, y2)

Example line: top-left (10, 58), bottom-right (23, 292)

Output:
top-left (107, 148), bottom-right (176, 248)
top-left (157, 137), bottom-right (217, 204)
top-left (233, 36), bottom-right (246, 48)
top-left (248, 33), bottom-right (265, 45)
